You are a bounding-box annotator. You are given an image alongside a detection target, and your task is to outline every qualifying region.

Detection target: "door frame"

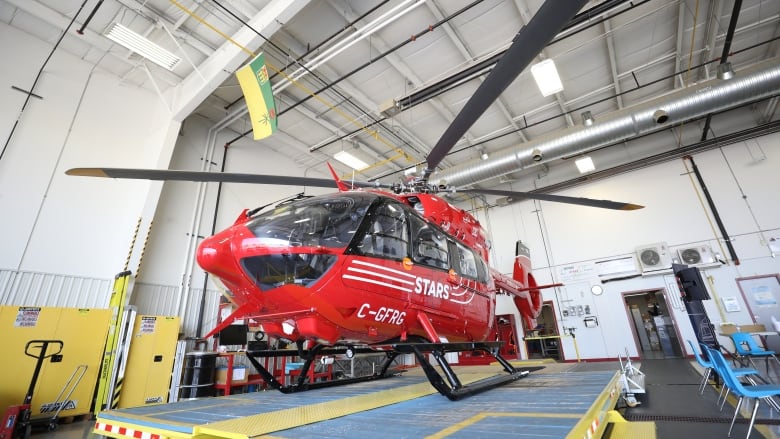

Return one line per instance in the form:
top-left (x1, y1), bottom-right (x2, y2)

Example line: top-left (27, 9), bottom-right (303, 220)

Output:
top-left (621, 288), bottom-right (685, 359)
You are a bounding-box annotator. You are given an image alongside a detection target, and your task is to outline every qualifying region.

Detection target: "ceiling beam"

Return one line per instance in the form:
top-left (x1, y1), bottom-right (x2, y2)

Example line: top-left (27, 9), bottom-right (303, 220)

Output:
top-left (426, 1), bottom-right (529, 144)
top-left (512, 0), bottom-right (575, 127)
top-left (171, 0), bottom-right (311, 121)
top-left (325, 0), bottom-right (461, 168)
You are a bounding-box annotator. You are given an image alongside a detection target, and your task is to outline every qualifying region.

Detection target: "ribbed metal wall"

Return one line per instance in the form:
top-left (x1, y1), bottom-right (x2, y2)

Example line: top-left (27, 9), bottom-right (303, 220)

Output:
top-left (132, 282), bottom-right (221, 338)
top-left (0, 270), bottom-right (221, 339)
top-left (0, 268), bottom-right (111, 308)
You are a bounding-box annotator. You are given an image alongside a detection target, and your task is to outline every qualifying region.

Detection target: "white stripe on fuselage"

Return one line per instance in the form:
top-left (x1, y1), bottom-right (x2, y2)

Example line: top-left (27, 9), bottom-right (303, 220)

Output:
top-left (346, 266), bottom-right (415, 285)
top-left (342, 274), bottom-right (414, 292)
top-left (352, 259), bottom-right (417, 278)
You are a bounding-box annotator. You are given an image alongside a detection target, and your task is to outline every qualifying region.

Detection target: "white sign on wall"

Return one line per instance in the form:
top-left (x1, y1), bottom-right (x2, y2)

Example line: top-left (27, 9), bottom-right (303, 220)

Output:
top-left (722, 297), bottom-right (741, 312)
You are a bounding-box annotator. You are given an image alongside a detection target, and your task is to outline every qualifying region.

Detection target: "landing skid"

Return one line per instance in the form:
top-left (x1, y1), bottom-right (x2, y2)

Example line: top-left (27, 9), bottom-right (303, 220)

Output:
top-left (246, 341), bottom-right (536, 400)
top-left (392, 341), bottom-right (534, 400)
top-left (244, 343), bottom-right (402, 394)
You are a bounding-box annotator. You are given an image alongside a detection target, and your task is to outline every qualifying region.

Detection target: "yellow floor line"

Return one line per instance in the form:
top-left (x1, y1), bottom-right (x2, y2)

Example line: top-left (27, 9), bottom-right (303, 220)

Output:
top-left (426, 412), bottom-right (582, 439)
top-left (196, 373), bottom-right (497, 439)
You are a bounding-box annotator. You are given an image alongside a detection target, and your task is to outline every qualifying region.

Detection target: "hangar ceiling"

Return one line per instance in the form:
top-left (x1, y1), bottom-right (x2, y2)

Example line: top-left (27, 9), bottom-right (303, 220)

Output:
top-left (2, 0), bottom-right (779, 199)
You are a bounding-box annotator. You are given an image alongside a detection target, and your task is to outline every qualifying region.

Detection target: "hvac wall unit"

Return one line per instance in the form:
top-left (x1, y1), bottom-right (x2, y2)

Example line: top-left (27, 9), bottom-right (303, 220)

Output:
top-left (674, 244), bottom-right (718, 267)
top-left (635, 242), bottom-right (672, 274)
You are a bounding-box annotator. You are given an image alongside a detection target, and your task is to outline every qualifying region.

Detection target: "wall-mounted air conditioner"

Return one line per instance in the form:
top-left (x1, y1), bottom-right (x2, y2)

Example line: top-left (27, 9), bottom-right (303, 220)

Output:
top-left (675, 244), bottom-right (717, 266)
top-left (635, 242), bottom-right (672, 273)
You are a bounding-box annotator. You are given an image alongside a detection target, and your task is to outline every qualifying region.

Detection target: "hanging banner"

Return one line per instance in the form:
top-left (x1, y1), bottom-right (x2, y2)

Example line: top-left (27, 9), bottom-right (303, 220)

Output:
top-left (236, 52), bottom-right (277, 140)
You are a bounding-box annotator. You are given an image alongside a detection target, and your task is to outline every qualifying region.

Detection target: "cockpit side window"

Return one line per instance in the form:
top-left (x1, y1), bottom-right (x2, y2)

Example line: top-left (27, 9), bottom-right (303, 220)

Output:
top-left (354, 201), bottom-right (409, 260)
top-left (453, 241), bottom-right (480, 280)
top-left (410, 215), bottom-right (449, 270)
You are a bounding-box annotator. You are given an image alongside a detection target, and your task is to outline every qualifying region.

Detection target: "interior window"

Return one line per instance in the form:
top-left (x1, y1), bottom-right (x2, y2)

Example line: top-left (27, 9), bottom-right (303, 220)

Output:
top-left (411, 215), bottom-right (449, 270)
top-left (355, 202), bottom-right (409, 259)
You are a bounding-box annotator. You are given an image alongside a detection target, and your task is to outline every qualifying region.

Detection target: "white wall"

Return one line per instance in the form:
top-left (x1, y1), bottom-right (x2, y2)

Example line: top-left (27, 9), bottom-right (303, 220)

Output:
top-left (0, 22), bottom-right (175, 280)
top-left (478, 136), bottom-right (780, 360)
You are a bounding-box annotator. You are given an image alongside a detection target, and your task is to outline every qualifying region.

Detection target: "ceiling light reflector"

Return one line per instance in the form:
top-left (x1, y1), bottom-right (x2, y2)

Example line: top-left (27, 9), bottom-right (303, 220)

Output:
top-left (531, 59), bottom-right (563, 97)
top-left (334, 150), bottom-right (369, 171)
top-left (575, 156), bottom-right (595, 174)
top-left (105, 23), bottom-right (181, 71)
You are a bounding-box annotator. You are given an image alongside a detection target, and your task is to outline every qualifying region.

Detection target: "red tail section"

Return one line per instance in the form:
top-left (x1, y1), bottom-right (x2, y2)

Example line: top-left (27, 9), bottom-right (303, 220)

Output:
top-left (511, 241), bottom-right (542, 329)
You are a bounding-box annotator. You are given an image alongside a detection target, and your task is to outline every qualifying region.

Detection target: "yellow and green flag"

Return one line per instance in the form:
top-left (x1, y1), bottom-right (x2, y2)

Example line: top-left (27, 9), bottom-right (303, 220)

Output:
top-left (236, 52), bottom-right (277, 140)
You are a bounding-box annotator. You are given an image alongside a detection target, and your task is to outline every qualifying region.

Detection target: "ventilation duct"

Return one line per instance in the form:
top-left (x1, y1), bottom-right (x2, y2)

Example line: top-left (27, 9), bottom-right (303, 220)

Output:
top-left (431, 58), bottom-right (780, 188)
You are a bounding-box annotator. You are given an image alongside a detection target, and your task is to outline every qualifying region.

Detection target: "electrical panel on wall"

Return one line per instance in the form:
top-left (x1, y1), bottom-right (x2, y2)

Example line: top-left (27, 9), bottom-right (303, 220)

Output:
top-left (674, 244), bottom-right (718, 267)
top-left (635, 242), bottom-right (672, 274)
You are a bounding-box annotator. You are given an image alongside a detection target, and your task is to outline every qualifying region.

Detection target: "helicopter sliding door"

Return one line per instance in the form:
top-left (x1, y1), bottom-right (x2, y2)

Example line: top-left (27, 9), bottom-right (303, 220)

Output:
top-left (342, 199), bottom-right (493, 343)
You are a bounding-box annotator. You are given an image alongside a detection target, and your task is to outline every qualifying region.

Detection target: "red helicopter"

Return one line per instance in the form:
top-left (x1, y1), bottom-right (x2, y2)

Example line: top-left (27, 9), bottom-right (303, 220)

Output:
top-left (66, 0), bottom-right (641, 399)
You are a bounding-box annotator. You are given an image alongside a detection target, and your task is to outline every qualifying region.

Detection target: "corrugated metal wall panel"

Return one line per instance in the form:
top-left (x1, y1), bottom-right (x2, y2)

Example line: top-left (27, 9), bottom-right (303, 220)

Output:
top-left (132, 282), bottom-right (220, 338)
top-left (0, 269), bottom-right (223, 338)
top-left (0, 269), bottom-right (111, 308)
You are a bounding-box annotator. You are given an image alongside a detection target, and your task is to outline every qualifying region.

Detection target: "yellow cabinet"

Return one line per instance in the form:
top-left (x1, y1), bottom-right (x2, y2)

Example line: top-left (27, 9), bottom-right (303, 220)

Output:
top-left (116, 315), bottom-right (180, 408)
top-left (0, 306), bottom-right (111, 417)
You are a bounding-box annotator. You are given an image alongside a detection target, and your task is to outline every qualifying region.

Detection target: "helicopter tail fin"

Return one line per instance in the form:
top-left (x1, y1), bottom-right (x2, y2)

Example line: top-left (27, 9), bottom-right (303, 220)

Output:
top-left (511, 241), bottom-right (543, 329)
top-left (327, 162), bottom-right (351, 192)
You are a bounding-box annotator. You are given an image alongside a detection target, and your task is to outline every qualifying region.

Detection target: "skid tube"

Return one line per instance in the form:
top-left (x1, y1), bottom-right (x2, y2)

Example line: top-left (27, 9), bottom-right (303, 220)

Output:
top-left (244, 342), bottom-right (402, 393)
top-left (392, 341), bottom-right (535, 401)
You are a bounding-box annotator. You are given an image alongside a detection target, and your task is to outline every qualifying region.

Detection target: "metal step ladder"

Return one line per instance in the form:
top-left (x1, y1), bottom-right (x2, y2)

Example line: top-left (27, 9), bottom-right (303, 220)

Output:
top-left (618, 348), bottom-right (646, 407)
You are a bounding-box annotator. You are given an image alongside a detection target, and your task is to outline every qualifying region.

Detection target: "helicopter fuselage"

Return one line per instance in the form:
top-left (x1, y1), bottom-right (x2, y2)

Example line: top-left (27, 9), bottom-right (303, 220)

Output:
top-left (197, 190), bottom-right (531, 346)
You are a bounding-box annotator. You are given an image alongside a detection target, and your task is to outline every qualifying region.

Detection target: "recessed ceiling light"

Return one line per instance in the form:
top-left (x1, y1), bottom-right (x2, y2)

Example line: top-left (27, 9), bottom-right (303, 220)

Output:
top-left (575, 156), bottom-right (595, 174)
top-left (105, 23), bottom-right (181, 71)
top-left (334, 150), bottom-right (369, 171)
top-left (531, 58), bottom-right (563, 97)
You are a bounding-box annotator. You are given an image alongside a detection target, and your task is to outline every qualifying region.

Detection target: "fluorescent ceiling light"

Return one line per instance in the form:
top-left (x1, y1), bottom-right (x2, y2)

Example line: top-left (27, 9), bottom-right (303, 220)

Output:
top-left (575, 156), bottom-right (595, 174)
top-left (530, 59), bottom-right (563, 97)
top-left (334, 150), bottom-right (369, 170)
top-left (105, 23), bottom-right (181, 71)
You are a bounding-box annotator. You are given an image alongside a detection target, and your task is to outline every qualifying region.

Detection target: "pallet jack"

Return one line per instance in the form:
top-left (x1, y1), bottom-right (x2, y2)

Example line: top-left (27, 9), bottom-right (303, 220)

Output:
top-left (0, 340), bottom-right (63, 439)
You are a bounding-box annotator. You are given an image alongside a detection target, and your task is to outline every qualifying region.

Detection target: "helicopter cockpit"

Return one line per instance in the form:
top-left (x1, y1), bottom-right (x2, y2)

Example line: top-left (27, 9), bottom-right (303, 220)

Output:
top-left (244, 193), bottom-right (373, 249)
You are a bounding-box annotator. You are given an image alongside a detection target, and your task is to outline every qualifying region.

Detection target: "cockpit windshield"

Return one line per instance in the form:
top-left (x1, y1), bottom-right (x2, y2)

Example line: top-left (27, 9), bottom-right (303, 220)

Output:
top-left (244, 193), bottom-right (375, 248)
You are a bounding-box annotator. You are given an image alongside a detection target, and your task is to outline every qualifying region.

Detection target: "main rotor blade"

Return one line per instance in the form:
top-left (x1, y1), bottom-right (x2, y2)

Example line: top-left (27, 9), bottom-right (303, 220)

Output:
top-left (457, 189), bottom-right (643, 211)
top-left (66, 167), bottom-right (384, 190)
top-left (424, 0), bottom-right (589, 178)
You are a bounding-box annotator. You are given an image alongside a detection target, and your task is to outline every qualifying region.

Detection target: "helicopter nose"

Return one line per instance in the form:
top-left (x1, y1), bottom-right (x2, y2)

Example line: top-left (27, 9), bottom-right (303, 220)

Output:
top-left (197, 232), bottom-right (239, 281)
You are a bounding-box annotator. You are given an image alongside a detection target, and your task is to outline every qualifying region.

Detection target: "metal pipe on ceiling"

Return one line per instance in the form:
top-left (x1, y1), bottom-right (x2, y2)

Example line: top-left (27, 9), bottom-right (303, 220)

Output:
top-left (431, 57), bottom-right (780, 188)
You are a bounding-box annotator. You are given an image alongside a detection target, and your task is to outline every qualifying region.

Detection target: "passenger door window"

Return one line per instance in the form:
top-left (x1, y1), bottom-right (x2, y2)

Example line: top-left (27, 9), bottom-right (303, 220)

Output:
top-left (411, 215), bottom-right (449, 270)
top-left (355, 202), bottom-right (409, 260)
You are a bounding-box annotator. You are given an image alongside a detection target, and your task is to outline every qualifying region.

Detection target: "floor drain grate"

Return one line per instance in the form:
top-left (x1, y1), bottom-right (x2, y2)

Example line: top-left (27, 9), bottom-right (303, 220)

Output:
top-left (623, 414), bottom-right (780, 425)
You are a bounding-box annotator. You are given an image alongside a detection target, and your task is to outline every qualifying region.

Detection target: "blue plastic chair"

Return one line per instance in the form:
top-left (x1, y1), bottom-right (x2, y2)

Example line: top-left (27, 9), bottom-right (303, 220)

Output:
top-left (688, 339), bottom-right (713, 394)
top-left (730, 332), bottom-right (780, 374)
top-left (706, 345), bottom-right (780, 438)
top-left (695, 342), bottom-right (760, 407)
